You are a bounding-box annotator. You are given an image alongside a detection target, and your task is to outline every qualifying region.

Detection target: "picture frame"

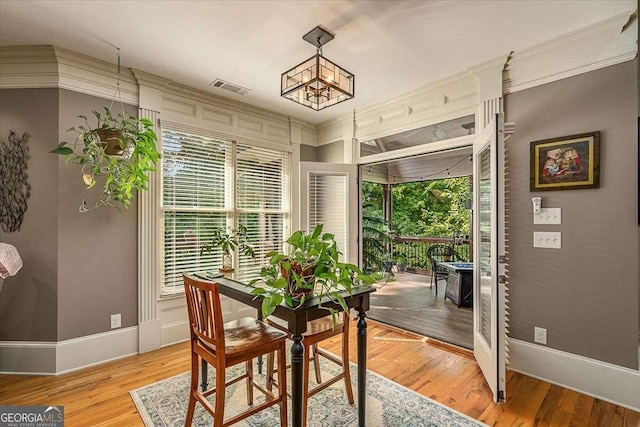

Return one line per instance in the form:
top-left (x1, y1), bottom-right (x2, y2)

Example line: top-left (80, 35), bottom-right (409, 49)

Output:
top-left (530, 131), bottom-right (600, 191)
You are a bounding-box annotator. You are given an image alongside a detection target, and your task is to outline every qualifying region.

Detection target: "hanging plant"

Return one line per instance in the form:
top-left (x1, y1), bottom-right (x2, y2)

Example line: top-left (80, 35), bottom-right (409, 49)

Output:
top-left (51, 107), bottom-right (160, 211)
top-left (50, 49), bottom-right (160, 211)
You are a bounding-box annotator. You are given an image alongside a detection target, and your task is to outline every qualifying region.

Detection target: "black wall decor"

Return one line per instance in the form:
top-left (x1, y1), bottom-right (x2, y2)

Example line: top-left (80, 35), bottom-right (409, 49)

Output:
top-left (0, 131), bottom-right (31, 232)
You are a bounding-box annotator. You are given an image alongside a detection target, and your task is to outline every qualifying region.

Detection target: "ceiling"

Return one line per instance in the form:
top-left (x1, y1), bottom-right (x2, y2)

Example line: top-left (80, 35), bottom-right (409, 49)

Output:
top-left (0, 1), bottom-right (634, 125)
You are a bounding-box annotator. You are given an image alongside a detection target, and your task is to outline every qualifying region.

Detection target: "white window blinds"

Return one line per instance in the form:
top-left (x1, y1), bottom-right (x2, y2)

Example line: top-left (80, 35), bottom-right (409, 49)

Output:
top-left (236, 144), bottom-right (289, 281)
top-left (308, 173), bottom-right (347, 262)
top-left (161, 126), bottom-right (290, 294)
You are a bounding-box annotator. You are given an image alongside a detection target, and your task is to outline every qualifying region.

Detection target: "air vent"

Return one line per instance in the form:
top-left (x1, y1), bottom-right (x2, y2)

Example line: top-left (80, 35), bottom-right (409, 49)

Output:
top-left (209, 78), bottom-right (251, 95)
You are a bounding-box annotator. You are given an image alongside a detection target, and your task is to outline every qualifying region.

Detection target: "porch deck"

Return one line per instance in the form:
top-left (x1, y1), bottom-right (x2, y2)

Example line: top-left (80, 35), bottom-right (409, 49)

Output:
top-left (368, 271), bottom-right (473, 349)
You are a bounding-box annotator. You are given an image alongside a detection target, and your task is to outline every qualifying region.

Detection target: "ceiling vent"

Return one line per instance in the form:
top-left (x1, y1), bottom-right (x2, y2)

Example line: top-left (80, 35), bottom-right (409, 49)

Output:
top-left (209, 79), bottom-right (251, 95)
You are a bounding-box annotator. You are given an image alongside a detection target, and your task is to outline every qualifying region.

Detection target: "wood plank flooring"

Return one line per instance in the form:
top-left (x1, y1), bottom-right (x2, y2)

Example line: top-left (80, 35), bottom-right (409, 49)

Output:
top-left (369, 272), bottom-right (474, 349)
top-left (1, 321), bottom-right (637, 426)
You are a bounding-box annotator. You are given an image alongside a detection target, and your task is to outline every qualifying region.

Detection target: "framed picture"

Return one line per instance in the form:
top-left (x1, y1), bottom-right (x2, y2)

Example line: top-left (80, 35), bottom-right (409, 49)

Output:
top-left (530, 131), bottom-right (600, 191)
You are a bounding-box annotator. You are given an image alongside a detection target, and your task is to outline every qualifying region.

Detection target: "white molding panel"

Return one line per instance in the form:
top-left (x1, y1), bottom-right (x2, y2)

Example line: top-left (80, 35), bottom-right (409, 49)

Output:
top-left (353, 72), bottom-right (478, 143)
top-left (317, 116), bottom-right (351, 147)
top-left (0, 45), bottom-right (138, 104)
top-left (504, 9), bottom-right (637, 94)
top-left (159, 296), bottom-right (189, 348)
top-left (0, 327), bottom-right (138, 375)
top-left (509, 338), bottom-right (640, 411)
top-left (133, 70), bottom-right (295, 148)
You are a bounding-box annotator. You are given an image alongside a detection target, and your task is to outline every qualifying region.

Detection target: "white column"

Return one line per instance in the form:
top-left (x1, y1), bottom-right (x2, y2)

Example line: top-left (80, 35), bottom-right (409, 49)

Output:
top-left (137, 85), bottom-right (163, 353)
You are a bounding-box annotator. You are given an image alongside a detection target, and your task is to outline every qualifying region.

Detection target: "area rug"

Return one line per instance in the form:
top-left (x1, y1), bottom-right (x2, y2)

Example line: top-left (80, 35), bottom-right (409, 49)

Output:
top-left (130, 354), bottom-right (486, 427)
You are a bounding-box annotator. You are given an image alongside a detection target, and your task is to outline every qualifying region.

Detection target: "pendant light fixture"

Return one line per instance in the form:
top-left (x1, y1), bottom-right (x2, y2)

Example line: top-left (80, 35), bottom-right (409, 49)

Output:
top-left (280, 26), bottom-right (355, 111)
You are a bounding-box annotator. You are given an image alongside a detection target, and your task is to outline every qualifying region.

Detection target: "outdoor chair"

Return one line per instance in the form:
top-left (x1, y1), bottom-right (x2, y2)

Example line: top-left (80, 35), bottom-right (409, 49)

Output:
top-left (183, 275), bottom-right (288, 427)
top-left (426, 244), bottom-right (465, 294)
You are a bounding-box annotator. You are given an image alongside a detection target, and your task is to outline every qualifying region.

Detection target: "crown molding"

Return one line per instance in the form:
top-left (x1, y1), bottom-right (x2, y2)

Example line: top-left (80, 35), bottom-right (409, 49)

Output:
top-left (0, 45), bottom-right (138, 104)
top-left (504, 9), bottom-right (637, 94)
top-left (0, 45), bottom-right (59, 89)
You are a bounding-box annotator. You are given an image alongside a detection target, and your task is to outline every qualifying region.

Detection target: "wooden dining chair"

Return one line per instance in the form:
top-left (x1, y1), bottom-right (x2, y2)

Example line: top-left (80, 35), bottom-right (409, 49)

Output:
top-left (265, 313), bottom-right (354, 427)
top-left (183, 275), bottom-right (288, 427)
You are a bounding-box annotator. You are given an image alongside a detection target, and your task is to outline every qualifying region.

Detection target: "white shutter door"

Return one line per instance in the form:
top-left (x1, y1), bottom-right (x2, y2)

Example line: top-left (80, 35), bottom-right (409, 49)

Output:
top-left (300, 162), bottom-right (358, 264)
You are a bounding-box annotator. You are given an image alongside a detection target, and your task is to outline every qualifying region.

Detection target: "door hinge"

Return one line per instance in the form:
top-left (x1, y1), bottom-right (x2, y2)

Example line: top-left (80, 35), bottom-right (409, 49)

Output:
top-left (499, 275), bottom-right (507, 284)
top-left (498, 255), bottom-right (507, 264)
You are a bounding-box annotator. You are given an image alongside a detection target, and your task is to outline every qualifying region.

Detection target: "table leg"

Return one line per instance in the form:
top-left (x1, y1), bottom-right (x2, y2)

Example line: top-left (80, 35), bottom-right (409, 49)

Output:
top-left (291, 334), bottom-right (304, 427)
top-left (201, 360), bottom-right (208, 392)
top-left (257, 310), bottom-right (264, 374)
top-left (357, 310), bottom-right (367, 427)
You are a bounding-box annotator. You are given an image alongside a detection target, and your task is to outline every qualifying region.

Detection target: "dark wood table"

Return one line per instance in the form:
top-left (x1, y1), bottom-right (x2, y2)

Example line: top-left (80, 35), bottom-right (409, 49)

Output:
top-left (191, 273), bottom-right (375, 427)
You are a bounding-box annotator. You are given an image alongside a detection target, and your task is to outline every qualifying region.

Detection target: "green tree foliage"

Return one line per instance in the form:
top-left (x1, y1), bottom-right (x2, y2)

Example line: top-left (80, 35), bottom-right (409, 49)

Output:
top-left (391, 177), bottom-right (471, 238)
top-left (361, 181), bottom-right (392, 274)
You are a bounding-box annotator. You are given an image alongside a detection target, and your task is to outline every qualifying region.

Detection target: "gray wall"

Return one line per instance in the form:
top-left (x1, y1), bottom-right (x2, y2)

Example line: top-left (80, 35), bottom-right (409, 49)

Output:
top-left (317, 140), bottom-right (344, 163)
top-left (505, 61), bottom-right (638, 369)
top-left (0, 88), bottom-right (138, 342)
top-left (0, 88), bottom-right (59, 341)
top-left (300, 144), bottom-right (317, 162)
top-left (57, 90), bottom-right (138, 340)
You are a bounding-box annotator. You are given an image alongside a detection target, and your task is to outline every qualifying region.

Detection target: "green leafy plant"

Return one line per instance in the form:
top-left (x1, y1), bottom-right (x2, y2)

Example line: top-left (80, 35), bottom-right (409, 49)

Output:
top-left (249, 224), bottom-right (385, 326)
top-left (50, 107), bottom-right (160, 211)
top-left (200, 225), bottom-right (256, 259)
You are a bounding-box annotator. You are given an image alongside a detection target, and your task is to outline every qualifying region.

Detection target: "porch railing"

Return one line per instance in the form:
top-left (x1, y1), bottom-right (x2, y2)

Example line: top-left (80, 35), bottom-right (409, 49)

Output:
top-left (392, 236), bottom-right (471, 274)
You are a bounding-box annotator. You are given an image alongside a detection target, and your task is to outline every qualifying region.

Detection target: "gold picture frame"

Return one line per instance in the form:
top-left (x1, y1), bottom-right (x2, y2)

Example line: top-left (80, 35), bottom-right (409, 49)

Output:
top-left (530, 131), bottom-right (600, 191)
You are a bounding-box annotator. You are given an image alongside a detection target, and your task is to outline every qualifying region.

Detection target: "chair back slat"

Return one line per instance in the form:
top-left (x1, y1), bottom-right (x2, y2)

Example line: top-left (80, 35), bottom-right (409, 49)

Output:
top-left (183, 275), bottom-right (225, 352)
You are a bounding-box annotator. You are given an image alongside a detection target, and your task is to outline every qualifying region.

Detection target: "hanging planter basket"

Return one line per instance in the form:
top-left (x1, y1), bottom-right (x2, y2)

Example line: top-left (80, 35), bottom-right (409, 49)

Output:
top-left (97, 128), bottom-right (124, 156)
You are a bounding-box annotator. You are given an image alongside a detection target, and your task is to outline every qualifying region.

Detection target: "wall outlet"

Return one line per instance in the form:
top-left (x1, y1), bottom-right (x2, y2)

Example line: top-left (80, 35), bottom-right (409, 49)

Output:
top-left (110, 313), bottom-right (122, 329)
top-left (534, 326), bottom-right (547, 345)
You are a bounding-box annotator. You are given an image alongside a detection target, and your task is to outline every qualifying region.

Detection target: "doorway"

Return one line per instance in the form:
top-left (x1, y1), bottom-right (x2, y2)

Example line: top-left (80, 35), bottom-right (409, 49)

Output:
top-left (360, 148), bottom-right (474, 349)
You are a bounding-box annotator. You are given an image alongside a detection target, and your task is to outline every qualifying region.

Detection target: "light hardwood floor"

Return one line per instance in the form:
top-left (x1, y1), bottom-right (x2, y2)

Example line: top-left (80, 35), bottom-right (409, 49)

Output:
top-left (0, 321), bottom-right (638, 426)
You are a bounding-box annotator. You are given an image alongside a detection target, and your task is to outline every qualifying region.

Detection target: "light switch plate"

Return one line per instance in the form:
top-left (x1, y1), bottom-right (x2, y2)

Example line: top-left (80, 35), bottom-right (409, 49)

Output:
top-left (534, 208), bottom-right (561, 224)
top-left (533, 232), bottom-right (561, 249)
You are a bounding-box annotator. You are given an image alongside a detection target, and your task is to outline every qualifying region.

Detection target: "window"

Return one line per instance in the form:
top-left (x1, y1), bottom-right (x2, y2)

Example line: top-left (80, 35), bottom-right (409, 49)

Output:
top-left (359, 114), bottom-right (476, 157)
top-left (161, 125), bottom-right (290, 295)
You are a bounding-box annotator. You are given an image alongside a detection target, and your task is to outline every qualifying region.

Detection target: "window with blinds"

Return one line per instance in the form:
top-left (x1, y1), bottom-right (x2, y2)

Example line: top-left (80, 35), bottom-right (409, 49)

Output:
top-left (161, 126), bottom-right (290, 294)
top-left (308, 173), bottom-right (348, 262)
top-left (236, 144), bottom-right (289, 281)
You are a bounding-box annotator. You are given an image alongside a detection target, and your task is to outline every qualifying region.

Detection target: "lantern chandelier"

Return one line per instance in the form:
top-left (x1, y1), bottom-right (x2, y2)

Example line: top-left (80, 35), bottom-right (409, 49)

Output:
top-left (280, 26), bottom-right (355, 111)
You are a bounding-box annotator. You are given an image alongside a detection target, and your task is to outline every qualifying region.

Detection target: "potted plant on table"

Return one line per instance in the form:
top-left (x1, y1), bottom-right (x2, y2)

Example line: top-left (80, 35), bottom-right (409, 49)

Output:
top-left (200, 225), bottom-right (255, 272)
top-left (50, 107), bottom-right (160, 211)
top-left (249, 224), bottom-right (385, 326)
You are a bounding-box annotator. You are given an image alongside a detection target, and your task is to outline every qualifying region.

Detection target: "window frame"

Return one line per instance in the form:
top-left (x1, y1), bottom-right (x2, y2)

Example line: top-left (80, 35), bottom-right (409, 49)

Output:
top-left (158, 122), bottom-right (291, 297)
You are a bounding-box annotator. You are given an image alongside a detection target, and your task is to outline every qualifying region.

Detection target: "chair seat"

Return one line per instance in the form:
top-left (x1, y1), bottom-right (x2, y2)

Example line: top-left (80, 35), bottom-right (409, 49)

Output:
top-left (267, 314), bottom-right (345, 338)
top-left (198, 317), bottom-right (288, 358)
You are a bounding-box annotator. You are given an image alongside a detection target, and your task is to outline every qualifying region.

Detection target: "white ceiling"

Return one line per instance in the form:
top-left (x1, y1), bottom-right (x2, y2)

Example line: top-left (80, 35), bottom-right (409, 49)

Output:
top-left (0, 0), bottom-right (634, 125)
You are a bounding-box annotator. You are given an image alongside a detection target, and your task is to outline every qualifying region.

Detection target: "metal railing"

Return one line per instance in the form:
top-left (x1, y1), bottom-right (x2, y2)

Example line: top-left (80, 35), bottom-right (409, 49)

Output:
top-left (392, 236), bottom-right (471, 274)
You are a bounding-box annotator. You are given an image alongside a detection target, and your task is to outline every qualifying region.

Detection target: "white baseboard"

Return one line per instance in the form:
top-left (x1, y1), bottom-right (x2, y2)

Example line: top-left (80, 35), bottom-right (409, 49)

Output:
top-left (0, 341), bottom-right (56, 375)
top-left (509, 338), bottom-right (640, 411)
top-left (0, 326), bottom-right (139, 375)
top-left (56, 326), bottom-right (139, 375)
